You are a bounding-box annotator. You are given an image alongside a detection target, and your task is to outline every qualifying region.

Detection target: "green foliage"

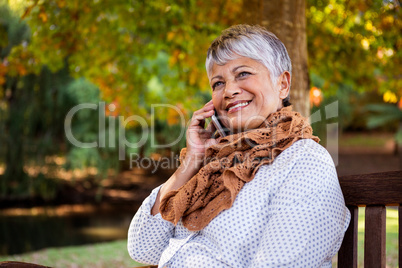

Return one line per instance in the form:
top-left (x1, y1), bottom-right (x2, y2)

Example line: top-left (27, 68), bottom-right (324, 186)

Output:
top-left (307, 0), bottom-right (401, 96)
top-left (1, 0), bottom-right (401, 198)
top-left (17, 0), bottom-right (401, 130)
top-left (1, 0), bottom-right (188, 198)
top-left (0, 64), bottom-right (75, 196)
top-left (18, 0), bottom-right (242, 119)
top-left (366, 103), bottom-right (402, 144)
top-left (0, 2), bottom-right (122, 197)
top-left (0, 2), bottom-right (80, 197)
top-left (63, 78), bottom-right (120, 179)
top-left (30, 173), bottom-right (59, 200)
top-left (0, 1), bottom-right (30, 57)
top-left (366, 104), bottom-right (402, 128)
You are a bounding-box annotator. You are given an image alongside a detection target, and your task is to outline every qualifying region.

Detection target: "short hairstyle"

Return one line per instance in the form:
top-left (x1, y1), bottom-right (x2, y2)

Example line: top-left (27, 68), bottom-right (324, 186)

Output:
top-left (206, 24), bottom-right (292, 106)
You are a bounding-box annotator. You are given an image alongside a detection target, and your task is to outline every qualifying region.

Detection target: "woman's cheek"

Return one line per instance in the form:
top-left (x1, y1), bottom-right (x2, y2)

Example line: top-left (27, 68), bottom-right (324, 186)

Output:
top-left (212, 93), bottom-right (223, 113)
top-left (211, 91), bottom-right (218, 104)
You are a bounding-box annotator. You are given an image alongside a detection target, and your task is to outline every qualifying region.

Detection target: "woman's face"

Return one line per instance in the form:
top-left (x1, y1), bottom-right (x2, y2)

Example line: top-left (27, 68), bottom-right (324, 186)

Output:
top-left (209, 57), bottom-right (290, 133)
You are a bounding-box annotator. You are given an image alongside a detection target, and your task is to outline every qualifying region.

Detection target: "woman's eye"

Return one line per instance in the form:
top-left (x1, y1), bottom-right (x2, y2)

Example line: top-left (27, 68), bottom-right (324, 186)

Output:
top-left (238, 71), bottom-right (251, 78)
top-left (212, 81), bottom-right (224, 90)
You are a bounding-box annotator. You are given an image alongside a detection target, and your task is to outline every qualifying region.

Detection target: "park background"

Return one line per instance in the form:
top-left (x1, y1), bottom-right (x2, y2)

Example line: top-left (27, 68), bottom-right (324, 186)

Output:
top-left (0, 0), bottom-right (401, 267)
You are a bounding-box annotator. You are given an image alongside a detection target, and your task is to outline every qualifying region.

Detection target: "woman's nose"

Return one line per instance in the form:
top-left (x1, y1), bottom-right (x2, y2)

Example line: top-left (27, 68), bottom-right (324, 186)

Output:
top-left (224, 81), bottom-right (241, 98)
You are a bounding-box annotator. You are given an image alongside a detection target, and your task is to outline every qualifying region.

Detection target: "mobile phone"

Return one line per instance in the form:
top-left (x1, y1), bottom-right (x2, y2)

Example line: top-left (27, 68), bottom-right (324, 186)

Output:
top-left (211, 110), bottom-right (227, 137)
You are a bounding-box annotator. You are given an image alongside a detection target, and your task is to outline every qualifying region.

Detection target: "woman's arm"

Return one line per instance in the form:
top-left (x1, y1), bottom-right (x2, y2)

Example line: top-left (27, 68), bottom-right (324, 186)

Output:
top-left (151, 156), bottom-right (200, 215)
top-left (151, 100), bottom-right (218, 215)
top-left (127, 162), bottom-right (202, 265)
top-left (127, 185), bottom-right (175, 265)
top-left (250, 148), bottom-right (350, 267)
top-left (128, 100), bottom-right (218, 264)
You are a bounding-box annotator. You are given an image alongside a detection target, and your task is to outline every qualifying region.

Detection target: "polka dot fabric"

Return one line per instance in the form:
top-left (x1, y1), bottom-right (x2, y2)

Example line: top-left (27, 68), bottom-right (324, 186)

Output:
top-left (128, 139), bottom-right (351, 267)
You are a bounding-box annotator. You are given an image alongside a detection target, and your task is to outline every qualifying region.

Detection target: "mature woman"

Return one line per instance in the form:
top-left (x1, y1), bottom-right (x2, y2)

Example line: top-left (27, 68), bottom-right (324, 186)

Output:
top-left (128, 24), bottom-right (350, 268)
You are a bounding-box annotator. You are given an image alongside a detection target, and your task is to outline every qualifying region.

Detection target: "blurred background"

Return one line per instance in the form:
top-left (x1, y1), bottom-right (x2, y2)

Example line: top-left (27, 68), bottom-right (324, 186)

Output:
top-left (0, 0), bottom-right (400, 267)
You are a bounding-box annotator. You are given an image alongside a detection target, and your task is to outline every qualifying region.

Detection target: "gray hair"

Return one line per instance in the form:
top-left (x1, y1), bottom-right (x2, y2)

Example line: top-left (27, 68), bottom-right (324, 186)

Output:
top-left (206, 24), bottom-right (292, 106)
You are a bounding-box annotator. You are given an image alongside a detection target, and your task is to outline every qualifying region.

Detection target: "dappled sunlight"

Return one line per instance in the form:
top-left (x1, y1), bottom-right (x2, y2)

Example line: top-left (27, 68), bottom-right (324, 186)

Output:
top-left (77, 227), bottom-right (127, 240)
top-left (1, 204), bottom-right (100, 217)
top-left (0, 202), bottom-right (138, 218)
top-left (44, 156), bottom-right (66, 166)
top-left (19, 155), bottom-right (166, 183)
top-left (23, 156), bottom-right (100, 181)
top-left (19, 154), bottom-right (124, 183)
top-left (101, 189), bottom-right (136, 200)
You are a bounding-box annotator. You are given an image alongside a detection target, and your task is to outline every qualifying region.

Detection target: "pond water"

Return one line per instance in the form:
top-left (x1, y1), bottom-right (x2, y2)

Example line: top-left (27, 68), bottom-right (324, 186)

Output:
top-left (0, 203), bottom-right (140, 256)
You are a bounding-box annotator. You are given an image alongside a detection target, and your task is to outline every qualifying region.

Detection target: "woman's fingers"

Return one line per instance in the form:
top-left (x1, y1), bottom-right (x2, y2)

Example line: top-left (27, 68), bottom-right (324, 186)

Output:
top-left (195, 127), bottom-right (214, 136)
top-left (205, 121), bottom-right (216, 133)
top-left (205, 99), bottom-right (213, 106)
top-left (185, 100), bottom-right (216, 155)
top-left (192, 101), bottom-right (214, 115)
top-left (189, 109), bottom-right (214, 128)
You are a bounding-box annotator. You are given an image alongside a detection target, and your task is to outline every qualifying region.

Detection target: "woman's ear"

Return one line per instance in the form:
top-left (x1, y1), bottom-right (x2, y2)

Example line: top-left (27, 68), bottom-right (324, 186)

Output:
top-left (278, 71), bottom-right (291, 99)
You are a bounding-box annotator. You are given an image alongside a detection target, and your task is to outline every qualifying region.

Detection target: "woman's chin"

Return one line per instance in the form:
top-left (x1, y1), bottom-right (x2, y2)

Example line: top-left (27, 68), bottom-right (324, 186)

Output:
top-left (227, 123), bottom-right (252, 134)
top-left (227, 119), bottom-right (265, 133)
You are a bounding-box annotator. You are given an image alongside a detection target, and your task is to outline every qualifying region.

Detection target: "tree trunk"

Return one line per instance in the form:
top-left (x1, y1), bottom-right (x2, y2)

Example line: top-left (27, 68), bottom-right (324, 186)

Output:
top-left (242, 0), bottom-right (310, 117)
top-left (399, 121), bottom-right (402, 170)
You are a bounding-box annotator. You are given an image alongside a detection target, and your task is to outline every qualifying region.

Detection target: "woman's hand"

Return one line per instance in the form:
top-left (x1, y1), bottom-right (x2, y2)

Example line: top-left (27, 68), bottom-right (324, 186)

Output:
top-left (151, 100), bottom-right (218, 215)
top-left (182, 100), bottom-right (218, 173)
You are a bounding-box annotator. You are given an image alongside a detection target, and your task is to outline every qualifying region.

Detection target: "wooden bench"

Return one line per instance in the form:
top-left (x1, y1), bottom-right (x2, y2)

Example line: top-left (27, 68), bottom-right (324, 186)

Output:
top-left (338, 170), bottom-right (402, 268)
top-left (0, 170), bottom-right (400, 268)
top-left (0, 262), bottom-right (50, 268)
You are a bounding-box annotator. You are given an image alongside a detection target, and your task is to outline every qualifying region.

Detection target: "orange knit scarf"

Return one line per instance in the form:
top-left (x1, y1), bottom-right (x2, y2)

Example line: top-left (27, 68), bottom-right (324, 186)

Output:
top-left (159, 106), bottom-right (319, 231)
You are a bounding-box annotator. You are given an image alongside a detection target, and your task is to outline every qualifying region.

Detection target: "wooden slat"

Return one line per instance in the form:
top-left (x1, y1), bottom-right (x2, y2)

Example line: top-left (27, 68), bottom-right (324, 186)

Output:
top-left (399, 205), bottom-right (401, 268)
top-left (339, 171), bottom-right (402, 206)
top-left (0, 262), bottom-right (51, 267)
top-left (364, 206), bottom-right (386, 268)
top-left (338, 206), bottom-right (358, 268)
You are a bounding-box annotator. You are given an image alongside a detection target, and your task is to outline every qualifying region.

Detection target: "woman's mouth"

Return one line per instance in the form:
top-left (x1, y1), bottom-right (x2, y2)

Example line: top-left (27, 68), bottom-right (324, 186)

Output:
top-left (226, 100), bottom-right (252, 113)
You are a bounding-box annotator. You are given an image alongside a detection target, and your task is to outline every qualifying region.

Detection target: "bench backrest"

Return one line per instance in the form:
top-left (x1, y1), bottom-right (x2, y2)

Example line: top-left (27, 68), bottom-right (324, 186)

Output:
top-left (337, 170), bottom-right (402, 268)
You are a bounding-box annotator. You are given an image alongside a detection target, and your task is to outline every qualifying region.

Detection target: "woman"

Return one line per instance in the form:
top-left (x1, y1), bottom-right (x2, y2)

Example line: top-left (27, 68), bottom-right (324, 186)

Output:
top-left (128, 24), bottom-right (350, 268)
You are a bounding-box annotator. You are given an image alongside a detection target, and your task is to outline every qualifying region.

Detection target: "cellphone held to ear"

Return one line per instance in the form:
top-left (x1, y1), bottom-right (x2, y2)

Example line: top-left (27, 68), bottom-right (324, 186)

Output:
top-left (211, 110), bottom-right (227, 137)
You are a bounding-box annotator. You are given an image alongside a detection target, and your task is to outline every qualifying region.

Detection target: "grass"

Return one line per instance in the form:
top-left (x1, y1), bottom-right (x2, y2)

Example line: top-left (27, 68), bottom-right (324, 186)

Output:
top-left (339, 132), bottom-right (393, 148)
top-left (0, 240), bottom-right (145, 268)
top-left (1, 207), bottom-right (399, 268)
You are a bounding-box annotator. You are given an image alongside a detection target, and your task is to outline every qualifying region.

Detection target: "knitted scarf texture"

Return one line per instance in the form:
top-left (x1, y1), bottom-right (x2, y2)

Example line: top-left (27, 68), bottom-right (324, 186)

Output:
top-left (159, 106), bottom-right (320, 231)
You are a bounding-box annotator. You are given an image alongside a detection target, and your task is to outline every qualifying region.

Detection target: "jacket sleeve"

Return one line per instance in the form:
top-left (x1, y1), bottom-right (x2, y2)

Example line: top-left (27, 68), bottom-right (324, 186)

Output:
top-left (127, 185), bottom-right (175, 265)
top-left (249, 150), bottom-right (351, 268)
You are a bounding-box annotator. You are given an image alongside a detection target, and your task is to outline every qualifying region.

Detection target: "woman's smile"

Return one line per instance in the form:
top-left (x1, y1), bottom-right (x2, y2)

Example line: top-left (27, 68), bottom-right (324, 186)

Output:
top-left (226, 100), bottom-right (252, 113)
